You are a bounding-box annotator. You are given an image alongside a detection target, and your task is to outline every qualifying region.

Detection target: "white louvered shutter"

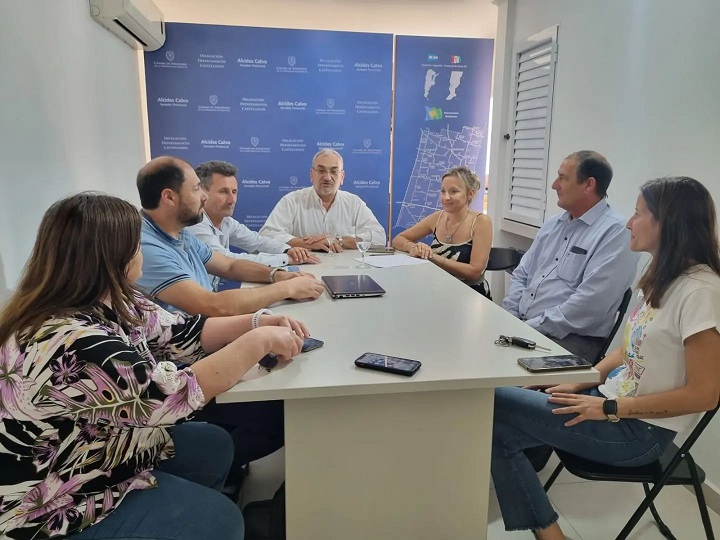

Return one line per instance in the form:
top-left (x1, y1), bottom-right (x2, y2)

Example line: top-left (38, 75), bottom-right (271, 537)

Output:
top-left (503, 32), bottom-right (558, 227)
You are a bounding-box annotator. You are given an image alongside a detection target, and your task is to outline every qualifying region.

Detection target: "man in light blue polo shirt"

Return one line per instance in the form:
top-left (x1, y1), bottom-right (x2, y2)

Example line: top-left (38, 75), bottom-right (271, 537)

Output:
top-left (134, 156), bottom-right (325, 484)
top-left (503, 150), bottom-right (639, 362)
top-left (135, 157), bottom-right (325, 315)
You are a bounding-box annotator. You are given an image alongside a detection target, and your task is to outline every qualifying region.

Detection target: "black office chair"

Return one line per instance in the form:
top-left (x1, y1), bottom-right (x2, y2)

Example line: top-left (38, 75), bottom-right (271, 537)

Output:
top-left (485, 247), bottom-right (523, 273)
top-left (544, 404), bottom-right (719, 540)
top-left (591, 287), bottom-right (634, 364)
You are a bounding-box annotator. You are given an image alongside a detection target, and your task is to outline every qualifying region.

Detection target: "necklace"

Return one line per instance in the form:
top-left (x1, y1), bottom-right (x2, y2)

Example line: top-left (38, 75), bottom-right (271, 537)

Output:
top-left (444, 211), bottom-right (469, 242)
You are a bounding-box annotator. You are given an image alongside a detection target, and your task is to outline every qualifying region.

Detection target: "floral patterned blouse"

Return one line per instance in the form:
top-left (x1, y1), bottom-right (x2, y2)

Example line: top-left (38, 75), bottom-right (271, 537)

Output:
top-left (0, 298), bottom-right (207, 539)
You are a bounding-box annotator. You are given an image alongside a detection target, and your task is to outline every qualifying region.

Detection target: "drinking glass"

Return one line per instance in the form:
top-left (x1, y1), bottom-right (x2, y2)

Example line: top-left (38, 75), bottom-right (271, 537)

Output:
top-left (355, 227), bottom-right (371, 268)
top-left (324, 221), bottom-right (337, 257)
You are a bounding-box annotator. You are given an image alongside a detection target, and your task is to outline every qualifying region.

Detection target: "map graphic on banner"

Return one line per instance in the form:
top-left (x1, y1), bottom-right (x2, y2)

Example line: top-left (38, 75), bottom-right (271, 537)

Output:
top-left (144, 24), bottom-right (393, 231)
top-left (392, 36), bottom-right (494, 238)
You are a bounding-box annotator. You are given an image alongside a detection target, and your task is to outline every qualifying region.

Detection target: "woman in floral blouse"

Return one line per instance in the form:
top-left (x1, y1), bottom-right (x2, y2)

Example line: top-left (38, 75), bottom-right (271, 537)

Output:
top-left (0, 193), bottom-right (308, 540)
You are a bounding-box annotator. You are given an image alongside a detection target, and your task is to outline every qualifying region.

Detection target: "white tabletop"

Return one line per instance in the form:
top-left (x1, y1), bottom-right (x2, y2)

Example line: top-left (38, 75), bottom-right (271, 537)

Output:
top-left (218, 251), bottom-right (599, 403)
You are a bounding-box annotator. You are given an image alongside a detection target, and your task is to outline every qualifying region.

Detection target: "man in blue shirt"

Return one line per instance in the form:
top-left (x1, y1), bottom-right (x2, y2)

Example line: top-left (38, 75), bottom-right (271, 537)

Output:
top-left (134, 156), bottom-right (325, 488)
top-left (135, 157), bottom-right (324, 315)
top-left (502, 150), bottom-right (639, 362)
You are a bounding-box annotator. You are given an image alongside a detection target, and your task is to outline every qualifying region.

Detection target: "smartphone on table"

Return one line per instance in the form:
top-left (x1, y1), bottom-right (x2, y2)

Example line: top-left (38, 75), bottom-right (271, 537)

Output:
top-left (258, 337), bottom-right (324, 371)
top-left (517, 354), bottom-right (593, 373)
top-left (354, 352), bottom-right (421, 377)
top-left (302, 337), bottom-right (324, 353)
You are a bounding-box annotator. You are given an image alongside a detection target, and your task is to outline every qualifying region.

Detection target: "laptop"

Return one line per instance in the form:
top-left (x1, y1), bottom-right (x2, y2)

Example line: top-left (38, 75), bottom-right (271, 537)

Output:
top-left (321, 275), bottom-right (386, 299)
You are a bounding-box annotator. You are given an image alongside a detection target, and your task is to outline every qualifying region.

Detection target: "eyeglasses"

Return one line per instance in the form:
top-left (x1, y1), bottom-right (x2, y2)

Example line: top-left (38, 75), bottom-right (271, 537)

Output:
top-left (312, 167), bottom-right (343, 178)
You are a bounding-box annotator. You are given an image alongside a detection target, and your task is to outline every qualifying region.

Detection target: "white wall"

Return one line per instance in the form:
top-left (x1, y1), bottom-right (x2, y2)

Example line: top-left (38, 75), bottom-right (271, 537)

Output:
top-left (489, 0), bottom-right (720, 493)
top-left (153, 0), bottom-right (497, 37)
top-left (0, 0), bottom-right (146, 291)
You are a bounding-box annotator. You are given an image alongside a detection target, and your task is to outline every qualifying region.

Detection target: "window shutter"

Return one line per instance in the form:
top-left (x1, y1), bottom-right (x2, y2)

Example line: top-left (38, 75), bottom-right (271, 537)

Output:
top-left (503, 30), bottom-right (558, 227)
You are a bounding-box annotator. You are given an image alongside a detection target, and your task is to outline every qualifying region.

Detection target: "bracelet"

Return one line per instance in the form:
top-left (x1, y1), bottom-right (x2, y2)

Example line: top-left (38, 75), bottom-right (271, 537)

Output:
top-left (269, 267), bottom-right (287, 283)
top-left (404, 239), bottom-right (415, 251)
top-left (252, 308), bottom-right (272, 330)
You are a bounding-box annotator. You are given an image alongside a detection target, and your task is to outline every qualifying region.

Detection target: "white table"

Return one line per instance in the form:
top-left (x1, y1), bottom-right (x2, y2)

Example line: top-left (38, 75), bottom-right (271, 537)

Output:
top-left (218, 251), bottom-right (599, 540)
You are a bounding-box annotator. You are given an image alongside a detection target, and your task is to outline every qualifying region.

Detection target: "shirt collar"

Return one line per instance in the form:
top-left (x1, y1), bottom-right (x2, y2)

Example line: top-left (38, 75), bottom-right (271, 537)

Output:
top-left (558, 198), bottom-right (609, 226)
top-left (202, 212), bottom-right (222, 234)
top-left (142, 211), bottom-right (183, 245)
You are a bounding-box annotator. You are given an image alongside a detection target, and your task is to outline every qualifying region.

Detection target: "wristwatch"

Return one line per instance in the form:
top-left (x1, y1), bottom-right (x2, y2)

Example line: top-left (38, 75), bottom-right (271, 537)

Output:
top-left (269, 266), bottom-right (287, 283)
top-left (603, 398), bottom-right (620, 422)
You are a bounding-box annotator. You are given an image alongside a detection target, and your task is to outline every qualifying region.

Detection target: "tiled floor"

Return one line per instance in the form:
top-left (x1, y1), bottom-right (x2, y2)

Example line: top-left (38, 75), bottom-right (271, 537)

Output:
top-left (240, 450), bottom-right (720, 539)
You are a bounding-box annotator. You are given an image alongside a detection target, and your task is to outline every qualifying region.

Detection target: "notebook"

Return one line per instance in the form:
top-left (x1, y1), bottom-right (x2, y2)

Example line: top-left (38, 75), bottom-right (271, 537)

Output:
top-left (321, 275), bottom-right (386, 299)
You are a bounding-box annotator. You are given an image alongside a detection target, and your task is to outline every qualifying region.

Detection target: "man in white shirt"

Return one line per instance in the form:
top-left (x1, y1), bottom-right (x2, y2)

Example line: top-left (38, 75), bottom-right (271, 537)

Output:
top-left (187, 160), bottom-right (320, 289)
top-left (259, 149), bottom-right (387, 251)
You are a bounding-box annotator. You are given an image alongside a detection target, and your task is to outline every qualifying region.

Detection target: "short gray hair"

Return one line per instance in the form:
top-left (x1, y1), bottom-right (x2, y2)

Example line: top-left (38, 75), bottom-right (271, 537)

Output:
top-left (195, 160), bottom-right (238, 188)
top-left (312, 149), bottom-right (344, 169)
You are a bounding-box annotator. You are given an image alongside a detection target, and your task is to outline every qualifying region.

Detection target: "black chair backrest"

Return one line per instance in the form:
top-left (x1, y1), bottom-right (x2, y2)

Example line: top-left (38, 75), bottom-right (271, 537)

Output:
top-left (594, 287), bottom-right (633, 363)
top-left (486, 247), bottom-right (523, 272)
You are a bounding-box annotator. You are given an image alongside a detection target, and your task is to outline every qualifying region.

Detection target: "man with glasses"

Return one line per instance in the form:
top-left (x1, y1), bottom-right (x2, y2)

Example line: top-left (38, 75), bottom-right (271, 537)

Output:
top-left (259, 149), bottom-right (386, 251)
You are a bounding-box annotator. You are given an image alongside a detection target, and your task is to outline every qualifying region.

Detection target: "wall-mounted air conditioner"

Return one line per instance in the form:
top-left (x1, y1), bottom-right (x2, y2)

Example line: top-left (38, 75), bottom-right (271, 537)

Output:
top-left (89, 0), bottom-right (165, 51)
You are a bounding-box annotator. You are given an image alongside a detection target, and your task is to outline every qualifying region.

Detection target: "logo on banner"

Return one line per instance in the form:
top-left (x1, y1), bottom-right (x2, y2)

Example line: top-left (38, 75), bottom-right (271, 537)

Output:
top-left (280, 174), bottom-right (301, 192)
top-left (353, 138), bottom-right (381, 156)
top-left (425, 106), bottom-right (443, 121)
top-left (277, 55), bottom-right (307, 73)
top-left (198, 94), bottom-right (230, 112)
top-left (153, 50), bottom-right (187, 69)
top-left (427, 53), bottom-right (439, 61)
top-left (250, 137), bottom-right (259, 147)
top-left (316, 98), bottom-right (345, 116)
top-left (450, 55), bottom-right (462, 64)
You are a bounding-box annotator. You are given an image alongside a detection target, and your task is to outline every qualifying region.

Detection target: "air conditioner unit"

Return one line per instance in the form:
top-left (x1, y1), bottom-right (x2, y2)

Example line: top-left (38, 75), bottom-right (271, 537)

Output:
top-left (89, 0), bottom-right (165, 51)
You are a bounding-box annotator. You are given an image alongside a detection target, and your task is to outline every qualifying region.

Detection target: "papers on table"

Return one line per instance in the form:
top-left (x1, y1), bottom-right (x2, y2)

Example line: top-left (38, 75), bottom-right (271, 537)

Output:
top-left (354, 254), bottom-right (431, 268)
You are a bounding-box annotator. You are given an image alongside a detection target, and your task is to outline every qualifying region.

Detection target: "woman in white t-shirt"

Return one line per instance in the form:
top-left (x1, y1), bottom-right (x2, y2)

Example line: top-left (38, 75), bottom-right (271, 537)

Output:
top-left (491, 177), bottom-right (720, 540)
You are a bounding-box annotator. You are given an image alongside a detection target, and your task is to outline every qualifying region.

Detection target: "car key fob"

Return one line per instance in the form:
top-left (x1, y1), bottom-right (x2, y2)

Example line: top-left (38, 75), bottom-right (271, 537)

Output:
top-left (258, 353), bottom-right (278, 371)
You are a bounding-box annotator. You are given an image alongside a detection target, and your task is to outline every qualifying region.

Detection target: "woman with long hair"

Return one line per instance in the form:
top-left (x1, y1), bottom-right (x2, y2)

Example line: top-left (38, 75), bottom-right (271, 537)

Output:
top-left (392, 166), bottom-right (493, 297)
top-left (0, 193), bottom-right (308, 540)
top-left (491, 177), bottom-right (720, 539)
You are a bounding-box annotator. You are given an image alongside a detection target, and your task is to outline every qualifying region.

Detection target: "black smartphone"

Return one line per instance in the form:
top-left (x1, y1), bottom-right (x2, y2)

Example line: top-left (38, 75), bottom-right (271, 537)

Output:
top-left (302, 337), bottom-right (324, 353)
top-left (517, 354), bottom-right (593, 373)
top-left (354, 352), bottom-right (421, 377)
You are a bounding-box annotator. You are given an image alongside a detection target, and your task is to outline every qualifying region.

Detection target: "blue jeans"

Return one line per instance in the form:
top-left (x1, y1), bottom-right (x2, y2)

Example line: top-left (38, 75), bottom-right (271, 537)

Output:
top-left (72, 422), bottom-right (244, 540)
top-left (492, 386), bottom-right (676, 531)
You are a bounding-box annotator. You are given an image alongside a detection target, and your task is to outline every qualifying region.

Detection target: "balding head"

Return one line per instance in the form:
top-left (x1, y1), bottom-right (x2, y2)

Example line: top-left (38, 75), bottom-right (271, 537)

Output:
top-left (136, 156), bottom-right (192, 209)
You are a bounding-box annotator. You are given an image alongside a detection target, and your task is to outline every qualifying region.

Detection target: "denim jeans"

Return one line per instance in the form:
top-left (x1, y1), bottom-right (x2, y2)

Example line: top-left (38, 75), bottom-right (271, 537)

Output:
top-left (72, 422), bottom-right (244, 540)
top-left (492, 386), bottom-right (676, 531)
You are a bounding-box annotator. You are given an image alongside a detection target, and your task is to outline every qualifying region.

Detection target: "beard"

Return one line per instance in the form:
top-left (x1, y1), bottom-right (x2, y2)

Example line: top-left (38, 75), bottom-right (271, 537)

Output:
top-left (178, 203), bottom-right (204, 227)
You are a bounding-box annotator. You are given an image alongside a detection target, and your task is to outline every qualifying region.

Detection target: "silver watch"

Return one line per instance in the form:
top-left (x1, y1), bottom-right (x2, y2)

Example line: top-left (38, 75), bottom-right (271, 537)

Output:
top-left (269, 267), bottom-right (287, 283)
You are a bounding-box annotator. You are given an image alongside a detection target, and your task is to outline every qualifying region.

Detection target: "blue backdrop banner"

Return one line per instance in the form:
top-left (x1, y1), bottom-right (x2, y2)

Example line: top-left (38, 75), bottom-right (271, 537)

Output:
top-left (391, 36), bottom-right (494, 239)
top-left (145, 23), bottom-right (393, 232)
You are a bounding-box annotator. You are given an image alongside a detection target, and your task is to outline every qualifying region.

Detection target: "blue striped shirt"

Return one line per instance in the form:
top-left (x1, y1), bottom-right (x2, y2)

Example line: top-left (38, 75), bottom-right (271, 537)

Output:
top-left (502, 200), bottom-right (639, 339)
top-left (136, 212), bottom-right (213, 313)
